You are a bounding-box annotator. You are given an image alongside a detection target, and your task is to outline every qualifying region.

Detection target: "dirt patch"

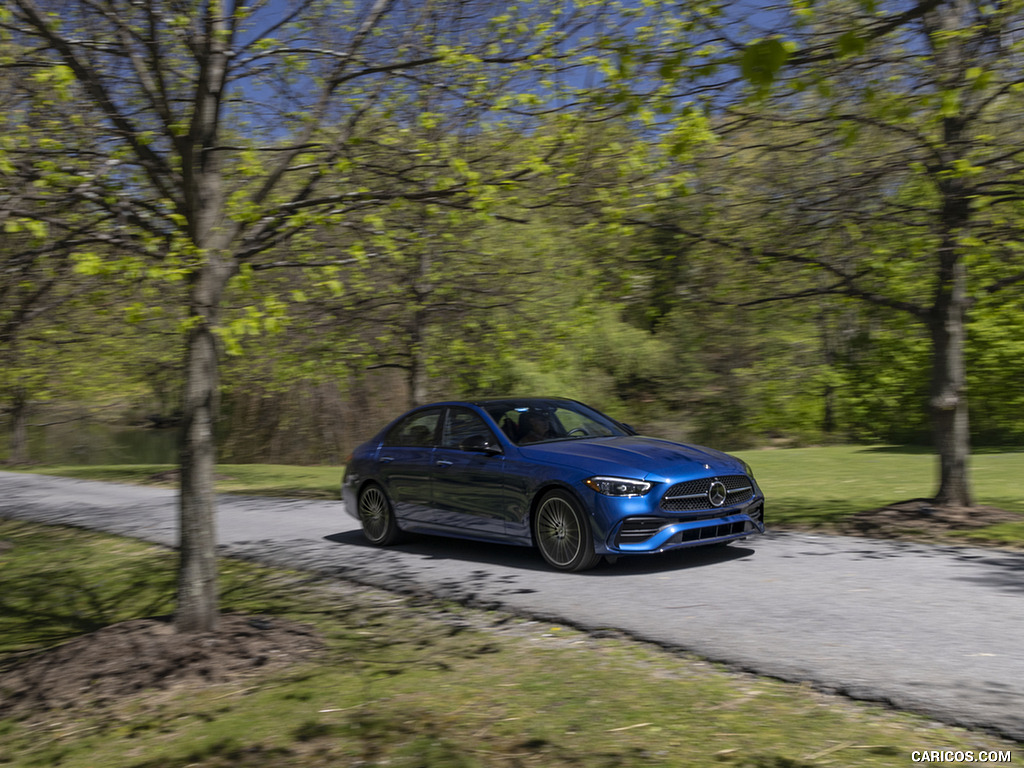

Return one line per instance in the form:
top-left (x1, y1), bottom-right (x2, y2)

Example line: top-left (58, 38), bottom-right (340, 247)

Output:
top-left (0, 614), bottom-right (323, 716)
top-left (835, 498), bottom-right (1022, 542)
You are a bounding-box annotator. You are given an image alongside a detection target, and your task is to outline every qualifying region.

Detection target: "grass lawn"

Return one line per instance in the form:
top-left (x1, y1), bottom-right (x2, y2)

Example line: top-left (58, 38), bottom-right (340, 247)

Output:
top-left (732, 446), bottom-right (1024, 546)
top-left (0, 518), bottom-right (1019, 767)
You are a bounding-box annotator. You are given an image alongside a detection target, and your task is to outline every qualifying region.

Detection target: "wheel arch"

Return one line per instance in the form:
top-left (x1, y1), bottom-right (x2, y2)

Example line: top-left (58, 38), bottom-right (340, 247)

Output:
top-left (526, 481), bottom-right (591, 545)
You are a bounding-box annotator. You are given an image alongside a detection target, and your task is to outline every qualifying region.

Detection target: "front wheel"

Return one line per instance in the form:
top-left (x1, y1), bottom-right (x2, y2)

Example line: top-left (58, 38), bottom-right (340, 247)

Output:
top-left (358, 484), bottom-right (400, 546)
top-left (533, 490), bottom-right (600, 572)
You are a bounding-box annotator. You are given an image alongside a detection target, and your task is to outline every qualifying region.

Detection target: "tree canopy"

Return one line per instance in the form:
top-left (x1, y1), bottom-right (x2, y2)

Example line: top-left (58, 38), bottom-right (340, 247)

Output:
top-left (3, 0), bottom-right (1024, 631)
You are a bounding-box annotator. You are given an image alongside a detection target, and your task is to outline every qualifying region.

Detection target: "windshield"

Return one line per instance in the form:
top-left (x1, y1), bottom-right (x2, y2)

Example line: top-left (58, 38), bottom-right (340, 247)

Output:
top-left (483, 400), bottom-right (628, 445)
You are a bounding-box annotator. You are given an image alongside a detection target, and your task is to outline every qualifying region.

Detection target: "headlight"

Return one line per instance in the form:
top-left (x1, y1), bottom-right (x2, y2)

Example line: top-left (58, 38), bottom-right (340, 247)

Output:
top-left (738, 460), bottom-right (761, 495)
top-left (585, 476), bottom-right (652, 497)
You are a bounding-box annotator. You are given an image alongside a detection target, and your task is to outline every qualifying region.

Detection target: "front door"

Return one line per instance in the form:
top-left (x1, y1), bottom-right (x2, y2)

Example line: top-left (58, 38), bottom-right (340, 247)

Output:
top-left (430, 407), bottom-right (508, 538)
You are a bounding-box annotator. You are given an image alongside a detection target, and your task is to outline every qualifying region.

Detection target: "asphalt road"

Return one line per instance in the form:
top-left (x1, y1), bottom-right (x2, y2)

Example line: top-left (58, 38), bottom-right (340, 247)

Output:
top-left (2, 471), bottom-right (1022, 742)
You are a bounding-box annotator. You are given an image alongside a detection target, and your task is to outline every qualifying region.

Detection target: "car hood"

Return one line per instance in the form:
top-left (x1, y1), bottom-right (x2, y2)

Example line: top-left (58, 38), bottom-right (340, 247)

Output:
top-left (517, 436), bottom-right (745, 481)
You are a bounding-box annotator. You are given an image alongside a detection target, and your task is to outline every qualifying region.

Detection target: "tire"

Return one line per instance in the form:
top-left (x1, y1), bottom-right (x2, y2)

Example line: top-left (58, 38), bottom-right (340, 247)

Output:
top-left (533, 490), bottom-right (601, 572)
top-left (358, 484), bottom-right (400, 546)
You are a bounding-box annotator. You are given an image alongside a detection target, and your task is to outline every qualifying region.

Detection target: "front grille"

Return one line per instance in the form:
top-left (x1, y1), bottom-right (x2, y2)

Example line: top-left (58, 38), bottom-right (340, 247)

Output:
top-left (661, 475), bottom-right (753, 512)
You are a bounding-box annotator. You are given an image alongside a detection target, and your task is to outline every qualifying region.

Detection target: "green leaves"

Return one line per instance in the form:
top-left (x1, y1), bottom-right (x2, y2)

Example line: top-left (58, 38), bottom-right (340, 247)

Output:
top-left (3, 218), bottom-right (47, 240)
top-left (740, 39), bottom-right (792, 88)
top-left (837, 30), bottom-right (866, 57)
top-left (30, 64), bottom-right (75, 101)
top-left (219, 297), bottom-right (289, 357)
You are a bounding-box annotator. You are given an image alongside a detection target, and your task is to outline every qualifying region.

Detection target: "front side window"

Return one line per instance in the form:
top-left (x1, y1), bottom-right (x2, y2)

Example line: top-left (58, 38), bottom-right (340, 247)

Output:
top-left (441, 408), bottom-right (499, 452)
top-left (383, 408), bottom-right (442, 447)
top-left (485, 400), bottom-right (625, 445)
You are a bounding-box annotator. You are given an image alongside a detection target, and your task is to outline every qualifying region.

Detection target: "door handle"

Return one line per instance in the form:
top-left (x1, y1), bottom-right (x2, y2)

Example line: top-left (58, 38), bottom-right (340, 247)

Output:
top-left (435, 460), bottom-right (453, 467)
top-left (380, 456), bottom-right (395, 463)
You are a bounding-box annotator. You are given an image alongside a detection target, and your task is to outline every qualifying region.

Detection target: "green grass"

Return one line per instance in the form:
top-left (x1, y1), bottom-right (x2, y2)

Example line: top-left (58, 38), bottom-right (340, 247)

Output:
top-left (731, 446), bottom-right (1024, 545)
top-left (14, 444), bottom-right (1024, 547)
top-left (0, 525), bottom-right (300, 659)
top-left (0, 518), bottom-right (1018, 767)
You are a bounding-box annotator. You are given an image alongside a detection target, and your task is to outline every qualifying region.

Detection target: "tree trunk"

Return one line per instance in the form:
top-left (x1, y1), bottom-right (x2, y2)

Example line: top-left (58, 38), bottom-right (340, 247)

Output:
top-left (175, 256), bottom-right (234, 633)
top-left (408, 245), bottom-right (431, 407)
top-left (174, 4), bottom-right (233, 633)
top-left (816, 306), bottom-right (837, 435)
top-left (929, 253), bottom-right (971, 507)
top-left (409, 333), bottom-right (429, 408)
top-left (923, 2), bottom-right (973, 508)
top-left (8, 388), bottom-right (29, 465)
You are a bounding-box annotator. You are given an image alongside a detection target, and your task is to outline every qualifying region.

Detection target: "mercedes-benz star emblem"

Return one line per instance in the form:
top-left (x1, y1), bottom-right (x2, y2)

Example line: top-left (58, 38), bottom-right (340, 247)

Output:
top-left (708, 480), bottom-right (727, 507)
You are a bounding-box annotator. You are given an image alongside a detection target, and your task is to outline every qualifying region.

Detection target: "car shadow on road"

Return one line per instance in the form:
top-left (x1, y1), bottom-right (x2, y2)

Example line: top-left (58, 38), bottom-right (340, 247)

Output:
top-left (598, 543), bottom-right (757, 575)
top-left (324, 530), bottom-right (757, 574)
top-left (951, 549), bottom-right (1024, 594)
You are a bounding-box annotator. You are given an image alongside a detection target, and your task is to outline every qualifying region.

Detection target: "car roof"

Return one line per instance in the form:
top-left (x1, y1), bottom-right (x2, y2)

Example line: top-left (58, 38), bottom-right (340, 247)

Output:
top-left (408, 397), bottom-right (580, 408)
top-left (466, 396), bottom-right (579, 405)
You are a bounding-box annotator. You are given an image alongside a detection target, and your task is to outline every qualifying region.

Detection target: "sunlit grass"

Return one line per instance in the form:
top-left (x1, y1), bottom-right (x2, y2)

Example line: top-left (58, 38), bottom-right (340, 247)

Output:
top-left (731, 446), bottom-right (1024, 542)
top-left (735, 445), bottom-right (937, 526)
top-left (0, 518), bottom-right (1018, 767)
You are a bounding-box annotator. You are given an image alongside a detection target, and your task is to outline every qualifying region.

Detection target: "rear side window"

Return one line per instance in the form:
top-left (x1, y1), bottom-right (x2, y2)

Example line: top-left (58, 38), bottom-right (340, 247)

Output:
top-left (383, 408), bottom-right (441, 447)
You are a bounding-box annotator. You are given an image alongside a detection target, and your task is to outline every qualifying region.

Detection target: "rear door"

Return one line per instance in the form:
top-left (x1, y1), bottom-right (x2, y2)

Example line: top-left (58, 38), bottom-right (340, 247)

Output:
top-left (377, 407), bottom-right (442, 523)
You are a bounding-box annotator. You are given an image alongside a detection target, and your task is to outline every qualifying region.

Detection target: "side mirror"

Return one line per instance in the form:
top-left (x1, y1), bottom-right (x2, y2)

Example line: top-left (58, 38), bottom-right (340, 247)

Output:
top-left (460, 434), bottom-right (503, 454)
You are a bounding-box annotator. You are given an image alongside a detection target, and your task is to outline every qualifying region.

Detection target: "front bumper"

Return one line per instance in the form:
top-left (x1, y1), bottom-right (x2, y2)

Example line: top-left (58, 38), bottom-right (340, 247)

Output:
top-left (605, 501), bottom-right (765, 554)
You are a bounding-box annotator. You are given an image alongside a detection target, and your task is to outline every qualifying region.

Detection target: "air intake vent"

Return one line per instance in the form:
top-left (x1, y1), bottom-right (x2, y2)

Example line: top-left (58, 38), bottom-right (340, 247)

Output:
top-left (616, 516), bottom-right (672, 544)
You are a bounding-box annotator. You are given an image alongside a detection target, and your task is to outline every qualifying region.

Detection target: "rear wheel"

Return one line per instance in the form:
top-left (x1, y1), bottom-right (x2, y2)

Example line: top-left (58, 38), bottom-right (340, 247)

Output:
top-left (358, 484), bottom-right (400, 546)
top-left (533, 490), bottom-right (600, 572)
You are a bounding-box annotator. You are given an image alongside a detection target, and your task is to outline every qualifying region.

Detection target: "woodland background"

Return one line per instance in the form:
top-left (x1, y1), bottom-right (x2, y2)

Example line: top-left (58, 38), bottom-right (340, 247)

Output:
top-left (3, 0), bottom-right (1023, 469)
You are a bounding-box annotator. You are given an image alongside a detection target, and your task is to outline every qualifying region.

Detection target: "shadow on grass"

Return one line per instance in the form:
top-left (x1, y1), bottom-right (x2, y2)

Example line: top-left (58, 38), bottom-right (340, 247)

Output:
top-left (124, 694), bottom-right (840, 768)
top-left (121, 713), bottom-right (693, 768)
top-left (854, 445), bottom-right (935, 455)
top-left (119, 705), bottom-right (842, 768)
top-left (765, 500), bottom-right (867, 528)
top-left (0, 529), bottom-right (310, 657)
top-left (0, 561), bottom-right (176, 654)
top-left (857, 445), bottom-right (1024, 456)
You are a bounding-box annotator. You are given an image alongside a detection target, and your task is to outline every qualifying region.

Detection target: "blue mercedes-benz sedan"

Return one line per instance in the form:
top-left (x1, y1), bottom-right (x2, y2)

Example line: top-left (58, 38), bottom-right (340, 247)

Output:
top-left (342, 397), bottom-right (765, 571)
